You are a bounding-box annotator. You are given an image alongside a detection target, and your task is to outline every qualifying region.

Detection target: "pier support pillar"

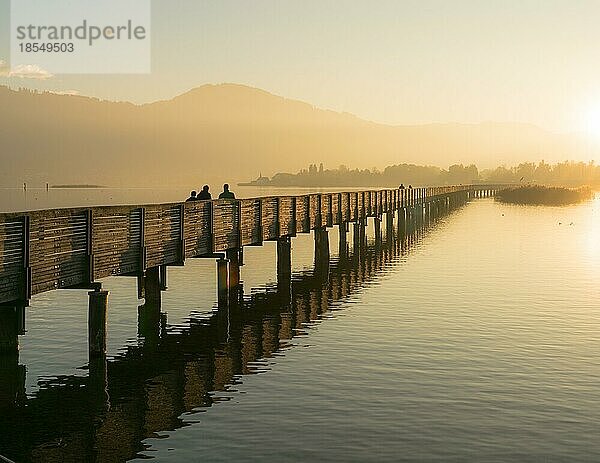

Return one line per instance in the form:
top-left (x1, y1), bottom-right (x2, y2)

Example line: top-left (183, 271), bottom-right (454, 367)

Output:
top-left (314, 227), bottom-right (330, 273)
top-left (138, 268), bottom-right (162, 344)
top-left (227, 250), bottom-right (241, 288)
top-left (338, 223), bottom-right (348, 258)
top-left (398, 207), bottom-right (406, 238)
top-left (137, 274), bottom-right (145, 299)
top-left (159, 265), bottom-right (168, 291)
top-left (277, 238), bottom-right (292, 306)
top-left (15, 302), bottom-right (25, 335)
top-left (277, 237), bottom-right (292, 281)
top-left (227, 250), bottom-right (242, 305)
top-left (145, 266), bottom-right (162, 309)
top-left (138, 301), bottom-right (162, 346)
top-left (386, 211), bottom-right (394, 241)
top-left (374, 217), bottom-right (382, 244)
top-left (353, 222), bottom-right (361, 254)
top-left (0, 304), bottom-right (19, 354)
top-left (360, 218), bottom-right (367, 246)
top-left (88, 290), bottom-right (109, 358)
top-left (217, 258), bottom-right (229, 306)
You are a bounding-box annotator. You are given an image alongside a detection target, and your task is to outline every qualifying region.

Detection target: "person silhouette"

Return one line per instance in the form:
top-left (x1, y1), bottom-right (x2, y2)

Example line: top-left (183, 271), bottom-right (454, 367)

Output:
top-left (218, 183), bottom-right (236, 199)
top-left (197, 185), bottom-right (211, 200)
top-left (186, 190), bottom-right (197, 201)
top-left (399, 183), bottom-right (405, 189)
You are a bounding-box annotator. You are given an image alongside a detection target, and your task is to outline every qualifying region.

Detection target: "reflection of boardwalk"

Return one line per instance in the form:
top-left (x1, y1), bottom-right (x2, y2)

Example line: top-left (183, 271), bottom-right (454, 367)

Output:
top-left (0, 185), bottom-right (505, 355)
top-left (0, 188), bottom-right (486, 462)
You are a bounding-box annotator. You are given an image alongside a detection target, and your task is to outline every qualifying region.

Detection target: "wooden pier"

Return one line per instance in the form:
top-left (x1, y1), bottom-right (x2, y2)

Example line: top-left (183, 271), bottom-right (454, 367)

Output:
top-left (0, 184), bottom-right (506, 354)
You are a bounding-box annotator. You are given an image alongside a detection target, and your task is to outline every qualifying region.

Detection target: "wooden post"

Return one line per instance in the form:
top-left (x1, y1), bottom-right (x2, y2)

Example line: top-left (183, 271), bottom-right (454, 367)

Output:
top-left (398, 207), bottom-right (406, 238)
top-left (138, 267), bottom-right (161, 342)
top-left (0, 305), bottom-right (19, 353)
top-left (314, 227), bottom-right (330, 272)
top-left (386, 211), bottom-right (393, 241)
top-left (338, 222), bottom-right (348, 257)
top-left (145, 266), bottom-right (161, 309)
top-left (159, 265), bottom-right (168, 291)
top-left (374, 216), bottom-right (382, 244)
top-left (360, 218), bottom-right (367, 246)
top-left (217, 258), bottom-right (229, 306)
top-left (15, 302), bottom-right (25, 335)
top-left (137, 301), bottom-right (161, 346)
top-left (88, 290), bottom-right (109, 358)
top-left (227, 249), bottom-right (241, 304)
top-left (277, 237), bottom-right (292, 281)
top-left (353, 222), bottom-right (361, 254)
top-left (137, 274), bottom-right (145, 299)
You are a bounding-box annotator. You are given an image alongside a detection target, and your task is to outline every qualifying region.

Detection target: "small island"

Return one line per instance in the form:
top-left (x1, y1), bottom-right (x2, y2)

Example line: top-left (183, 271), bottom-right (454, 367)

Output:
top-left (495, 185), bottom-right (593, 205)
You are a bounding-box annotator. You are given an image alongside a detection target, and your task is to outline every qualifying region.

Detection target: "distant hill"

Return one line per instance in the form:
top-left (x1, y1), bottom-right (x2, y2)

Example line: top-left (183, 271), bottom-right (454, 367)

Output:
top-left (0, 84), bottom-right (595, 187)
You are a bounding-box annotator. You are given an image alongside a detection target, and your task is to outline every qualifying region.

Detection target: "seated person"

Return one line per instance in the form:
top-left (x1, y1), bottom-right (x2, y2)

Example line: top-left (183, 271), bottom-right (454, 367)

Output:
top-left (197, 185), bottom-right (212, 200)
top-left (218, 183), bottom-right (236, 199)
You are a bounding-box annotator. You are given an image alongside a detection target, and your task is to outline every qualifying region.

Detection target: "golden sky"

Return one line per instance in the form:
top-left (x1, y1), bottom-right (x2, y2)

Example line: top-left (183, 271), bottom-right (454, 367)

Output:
top-left (2, 0), bottom-right (600, 134)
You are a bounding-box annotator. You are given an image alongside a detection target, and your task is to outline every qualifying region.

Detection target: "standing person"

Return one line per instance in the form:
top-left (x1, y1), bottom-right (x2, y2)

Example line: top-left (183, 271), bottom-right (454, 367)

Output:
top-left (186, 190), bottom-right (197, 201)
top-left (197, 185), bottom-right (211, 200)
top-left (218, 184), bottom-right (236, 199)
top-left (399, 183), bottom-right (405, 189)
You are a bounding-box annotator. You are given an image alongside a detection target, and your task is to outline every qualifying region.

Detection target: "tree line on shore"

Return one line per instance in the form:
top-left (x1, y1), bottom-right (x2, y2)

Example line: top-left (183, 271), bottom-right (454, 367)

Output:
top-left (248, 161), bottom-right (600, 187)
top-left (495, 185), bottom-right (593, 206)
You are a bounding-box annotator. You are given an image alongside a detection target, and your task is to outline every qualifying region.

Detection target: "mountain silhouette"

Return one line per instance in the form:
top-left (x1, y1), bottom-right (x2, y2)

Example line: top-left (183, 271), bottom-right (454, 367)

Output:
top-left (0, 83), bottom-right (593, 187)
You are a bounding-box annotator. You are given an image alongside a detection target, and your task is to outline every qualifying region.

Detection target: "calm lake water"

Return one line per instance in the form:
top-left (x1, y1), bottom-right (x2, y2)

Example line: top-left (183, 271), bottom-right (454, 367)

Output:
top-left (1, 192), bottom-right (600, 462)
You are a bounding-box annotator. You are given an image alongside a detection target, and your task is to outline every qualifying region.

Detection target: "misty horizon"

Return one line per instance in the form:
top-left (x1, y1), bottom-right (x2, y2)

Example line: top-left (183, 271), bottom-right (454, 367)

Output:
top-left (2, 83), bottom-right (600, 190)
top-left (0, 81), bottom-right (587, 136)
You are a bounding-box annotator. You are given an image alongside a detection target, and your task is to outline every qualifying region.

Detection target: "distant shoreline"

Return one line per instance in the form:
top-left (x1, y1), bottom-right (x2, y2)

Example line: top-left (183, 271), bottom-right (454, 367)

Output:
top-left (51, 184), bottom-right (106, 189)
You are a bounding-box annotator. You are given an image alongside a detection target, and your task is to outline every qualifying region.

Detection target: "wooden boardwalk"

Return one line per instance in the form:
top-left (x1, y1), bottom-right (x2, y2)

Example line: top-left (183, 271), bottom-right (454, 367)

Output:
top-left (0, 184), bottom-right (506, 353)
